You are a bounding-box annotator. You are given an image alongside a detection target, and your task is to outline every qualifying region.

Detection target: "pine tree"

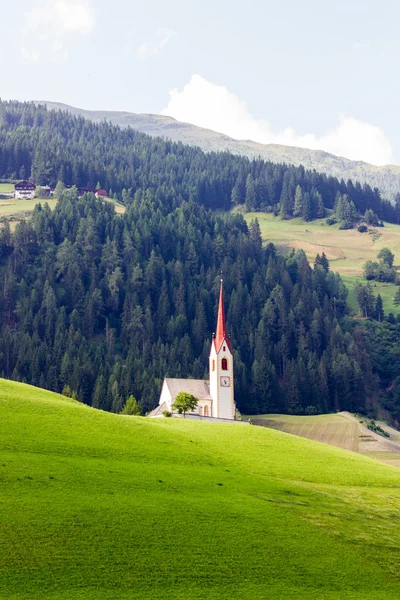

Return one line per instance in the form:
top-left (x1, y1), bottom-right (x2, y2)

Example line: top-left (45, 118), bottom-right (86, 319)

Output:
top-left (231, 184), bottom-right (242, 206)
top-left (314, 190), bottom-right (325, 218)
top-left (121, 395), bottom-right (141, 415)
top-left (302, 192), bottom-right (313, 221)
top-left (319, 252), bottom-right (330, 272)
top-left (293, 185), bottom-right (303, 217)
top-left (245, 174), bottom-right (257, 211)
top-left (375, 295), bottom-right (384, 322)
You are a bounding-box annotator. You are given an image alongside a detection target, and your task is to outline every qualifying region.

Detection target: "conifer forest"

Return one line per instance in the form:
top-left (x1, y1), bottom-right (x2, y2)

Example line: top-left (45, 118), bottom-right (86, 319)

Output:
top-left (1, 100), bottom-right (400, 417)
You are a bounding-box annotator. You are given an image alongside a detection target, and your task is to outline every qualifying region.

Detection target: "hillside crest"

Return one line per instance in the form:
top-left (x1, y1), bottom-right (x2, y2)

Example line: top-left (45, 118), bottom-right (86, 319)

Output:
top-left (35, 100), bottom-right (400, 200)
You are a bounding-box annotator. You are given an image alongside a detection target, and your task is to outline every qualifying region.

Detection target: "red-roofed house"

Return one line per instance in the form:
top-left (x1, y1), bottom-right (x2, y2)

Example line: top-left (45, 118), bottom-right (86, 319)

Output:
top-left (95, 189), bottom-right (108, 198)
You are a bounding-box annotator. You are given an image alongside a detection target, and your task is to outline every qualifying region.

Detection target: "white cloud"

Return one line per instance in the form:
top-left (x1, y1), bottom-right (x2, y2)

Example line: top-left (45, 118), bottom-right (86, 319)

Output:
top-left (21, 0), bottom-right (95, 63)
top-left (136, 28), bottom-right (176, 60)
top-left (161, 75), bottom-right (394, 166)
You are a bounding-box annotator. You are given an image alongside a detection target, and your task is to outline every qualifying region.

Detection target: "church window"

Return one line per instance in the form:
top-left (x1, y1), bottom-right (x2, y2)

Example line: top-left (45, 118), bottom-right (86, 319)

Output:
top-left (204, 405), bottom-right (209, 417)
top-left (222, 358), bottom-right (228, 371)
top-left (199, 406), bottom-right (203, 416)
top-left (223, 346), bottom-right (226, 351)
top-left (212, 360), bottom-right (215, 371)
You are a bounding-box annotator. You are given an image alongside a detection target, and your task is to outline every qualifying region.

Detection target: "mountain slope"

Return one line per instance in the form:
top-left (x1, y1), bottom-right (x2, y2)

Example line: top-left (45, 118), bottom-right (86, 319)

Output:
top-left (1, 379), bottom-right (400, 599)
top-left (37, 100), bottom-right (400, 200)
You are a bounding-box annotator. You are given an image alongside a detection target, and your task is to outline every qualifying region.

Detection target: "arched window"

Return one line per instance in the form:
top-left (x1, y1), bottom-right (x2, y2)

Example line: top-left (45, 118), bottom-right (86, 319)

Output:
top-left (199, 406), bottom-right (203, 416)
top-left (222, 358), bottom-right (228, 371)
top-left (204, 405), bottom-right (209, 417)
top-left (212, 360), bottom-right (215, 372)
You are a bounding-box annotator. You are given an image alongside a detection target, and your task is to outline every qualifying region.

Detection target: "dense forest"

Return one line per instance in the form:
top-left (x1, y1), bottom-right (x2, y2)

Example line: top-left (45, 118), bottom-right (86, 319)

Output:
top-left (1, 100), bottom-right (399, 223)
top-left (1, 100), bottom-right (400, 418)
top-left (0, 189), bottom-right (378, 415)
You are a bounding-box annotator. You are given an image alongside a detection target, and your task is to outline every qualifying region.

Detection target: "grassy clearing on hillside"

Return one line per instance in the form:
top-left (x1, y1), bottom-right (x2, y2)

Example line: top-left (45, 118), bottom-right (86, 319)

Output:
top-left (244, 212), bottom-right (400, 315)
top-left (0, 196), bottom-right (124, 228)
top-left (0, 198), bottom-right (58, 218)
top-left (343, 275), bottom-right (400, 316)
top-left (1, 380), bottom-right (400, 599)
top-left (250, 413), bottom-right (400, 468)
top-left (250, 413), bottom-right (360, 451)
top-left (102, 196), bottom-right (126, 214)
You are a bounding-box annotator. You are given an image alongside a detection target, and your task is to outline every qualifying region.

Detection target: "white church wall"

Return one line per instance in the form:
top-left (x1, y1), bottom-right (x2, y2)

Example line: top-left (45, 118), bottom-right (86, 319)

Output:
top-left (209, 343), bottom-right (219, 418)
top-left (159, 382), bottom-right (172, 411)
top-left (218, 351), bottom-right (235, 419)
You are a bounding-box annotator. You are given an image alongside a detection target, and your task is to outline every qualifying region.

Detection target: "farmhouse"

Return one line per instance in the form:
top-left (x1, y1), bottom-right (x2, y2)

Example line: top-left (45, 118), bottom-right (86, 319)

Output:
top-left (95, 188), bottom-right (108, 198)
top-left (14, 181), bottom-right (35, 199)
top-left (150, 280), bottom-right (237, 420)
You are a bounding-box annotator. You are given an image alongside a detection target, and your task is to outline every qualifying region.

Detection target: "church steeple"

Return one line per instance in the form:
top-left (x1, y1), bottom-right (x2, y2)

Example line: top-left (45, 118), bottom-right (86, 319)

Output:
top-left (209, 278), bottom-right (235, 419)
top-left (215, 279), bottom-right (227, 352)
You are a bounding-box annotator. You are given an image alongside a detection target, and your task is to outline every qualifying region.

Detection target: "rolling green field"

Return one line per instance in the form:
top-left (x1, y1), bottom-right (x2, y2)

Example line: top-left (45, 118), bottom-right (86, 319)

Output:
top-left (2, 380), bottom-right (400, 598)
top-left (244, 212), bottom-right (400, 315)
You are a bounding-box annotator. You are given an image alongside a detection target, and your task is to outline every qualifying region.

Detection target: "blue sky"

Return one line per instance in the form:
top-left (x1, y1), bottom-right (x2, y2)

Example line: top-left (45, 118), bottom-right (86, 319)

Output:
top-left (2, 0), bottom-right (400, 165)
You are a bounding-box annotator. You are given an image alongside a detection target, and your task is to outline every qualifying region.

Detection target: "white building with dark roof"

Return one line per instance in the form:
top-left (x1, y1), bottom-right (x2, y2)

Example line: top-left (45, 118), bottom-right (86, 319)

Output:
top-left (14, 181), bottom-right (36, 199)
top-left (150, 280), bottom-right (238, 421)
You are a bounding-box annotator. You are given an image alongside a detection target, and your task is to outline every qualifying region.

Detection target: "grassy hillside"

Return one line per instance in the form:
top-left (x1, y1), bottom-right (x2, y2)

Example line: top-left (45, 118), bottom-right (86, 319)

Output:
top-left (1, 380), bottom-right (400, 598)
top-left (37, 101), bottom-right (400, 200)
top-left (245, 212), bottom-right (400, 315)
top-left (250, 413), bottom-right (360, 451)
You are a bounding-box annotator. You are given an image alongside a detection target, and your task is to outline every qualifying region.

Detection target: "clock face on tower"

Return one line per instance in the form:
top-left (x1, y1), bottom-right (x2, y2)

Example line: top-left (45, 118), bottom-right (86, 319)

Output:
top-left (220, 376), bottom-right (231, 387)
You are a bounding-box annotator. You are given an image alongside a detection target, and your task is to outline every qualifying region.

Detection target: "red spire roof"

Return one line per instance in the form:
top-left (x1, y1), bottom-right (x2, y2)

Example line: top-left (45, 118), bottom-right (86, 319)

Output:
top-left (214, 280), bottom-right (231, 352)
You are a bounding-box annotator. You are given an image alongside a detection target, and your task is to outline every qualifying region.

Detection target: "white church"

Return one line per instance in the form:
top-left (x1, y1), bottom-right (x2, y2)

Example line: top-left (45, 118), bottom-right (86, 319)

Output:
top-left (150, 281), bottom-right (238, 421)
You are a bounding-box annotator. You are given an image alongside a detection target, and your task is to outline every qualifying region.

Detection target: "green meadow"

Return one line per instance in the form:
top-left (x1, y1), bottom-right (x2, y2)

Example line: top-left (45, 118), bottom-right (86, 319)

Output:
top-left (1, 380), bottom-right (400, 599)
top-left (0, 183), bottom-right (15, 193)
top-left (0, 198), bottom-right (58, 218)
top-left (244, 212), bottom-right (400, 315)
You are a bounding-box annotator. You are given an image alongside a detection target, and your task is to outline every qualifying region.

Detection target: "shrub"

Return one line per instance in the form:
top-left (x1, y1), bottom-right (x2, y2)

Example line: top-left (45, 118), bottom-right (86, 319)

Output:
top-left (367, 419), bottom-right (390, 438)
top-left (326, 217), bottom-right (337, 226)
top-left (358, 225), bottom-right (368, 233)
top-left (339, 220), bottom-right (353, 230)
top-left (162, 410), bottom-right (172, 418)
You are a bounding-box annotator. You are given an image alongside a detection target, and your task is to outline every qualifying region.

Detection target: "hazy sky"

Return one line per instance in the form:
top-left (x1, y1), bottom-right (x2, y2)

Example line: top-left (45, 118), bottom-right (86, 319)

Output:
top-left (2, 0), bottom-right (400, 165)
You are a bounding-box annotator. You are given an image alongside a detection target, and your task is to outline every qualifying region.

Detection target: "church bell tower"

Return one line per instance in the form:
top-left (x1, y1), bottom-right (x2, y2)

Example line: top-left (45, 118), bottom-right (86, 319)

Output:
top-left (209, 279), bottom-right (235, 419)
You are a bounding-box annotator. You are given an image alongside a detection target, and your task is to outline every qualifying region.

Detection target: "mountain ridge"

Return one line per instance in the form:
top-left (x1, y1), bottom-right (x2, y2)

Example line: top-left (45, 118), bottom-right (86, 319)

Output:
top-left (34, 100), bottom-right (400, 200)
